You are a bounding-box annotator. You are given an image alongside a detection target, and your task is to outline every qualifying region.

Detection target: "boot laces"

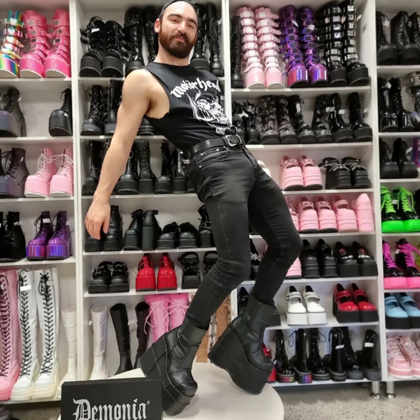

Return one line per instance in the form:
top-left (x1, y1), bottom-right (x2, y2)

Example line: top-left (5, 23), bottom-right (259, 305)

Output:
top-left (88, 90), bottom-right (102, 120)
top-left (4, 149), bottom-right (19, 178)
top-left (50, 212), bottom-right (68, 239)
top-left (383, 242), bottom-right (398, 268)
top-left (399, 242), bottom-right (420, 268)
top-left (0, 273), bottom-right (11, 377)
top-left (381, 189), bottom-right (396, 213)
top-left (397, 189), bottom-right (416, 214)
top-left (309, 330), bottom-right (326, 363)
top-left (144, 301), bottom-right (170, 334)
top-left (390, 78), bottom-right (404, 111)
top-left (18, 269), bottom-right (32, 377)
top-left (35, 152), bottom-right (53, 177)
top-left (274, 332), bottom-right (288, 361)
top-left (396, 336), bottom-right (420, 359)
top-left (387, 337), bottom-right (405, 359)
top-left (32, 214), bottom-right (49, 239)
top-left (60, 89), bottom-right (71, 113)
top-left (55, 152), bottom-right (73, 176)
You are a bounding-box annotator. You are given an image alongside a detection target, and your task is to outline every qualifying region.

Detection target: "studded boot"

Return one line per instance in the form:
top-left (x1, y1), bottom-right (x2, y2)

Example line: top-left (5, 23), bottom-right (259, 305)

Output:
top-left (102, 20), bottom-right (125, 77)
top-left (137, 140), bottom-right (156, 194)
top-left (207, 3), bottom-right (223, 76)
top-left (376, 11), bottom-right (398, 65)
top-left (328, 93), bottom-right (354, 142)
top-left (104, 79), bottom-right (123, 135)
top-left (49, 88), bottom-right (72, 136)
top-left (378, 77), bottom-right (398, 132)
top-left (103, 205), bottom-right (123, 251)
top-left (230, 16), bottom-right (244, 88)
top-left (389, 77), bottom-right (415, 131)
top-left (82, 141), bottom-right (103, 195)
top-left (143, 7), bottom-right (159, 63)
top-left (347, 92), bottom-right (372, 141)
top-left (288, 96), bottom-right (316, 144)
top-left (258, 97), bottom-right (280, 144)
top-left (0, 88), bottom-right (26, 137)
top-left (124, 7), bottom-right (144, 76)
top-left (312, 96), bottom-right (333, 143)
top-left (308, 328), bottom-right (330, 380)
top-left (27, 212), bottom-right (53, 261)
top-left (191, 4), bottom-right (209, 70)
top-left (81, 85), bottom-right (104, 135)
top-left (275, 96), bottom-right (298, 144)
top-left (391, 12), bottom-right (420, 65)
top-left (0, 147), bottom-right (29, 197)
top-left (117, 144), bottom-right (139, 195)
top-left (79, 17), bottom-right (106, 77)
top-left (155, 142), bottom-right (173, 194)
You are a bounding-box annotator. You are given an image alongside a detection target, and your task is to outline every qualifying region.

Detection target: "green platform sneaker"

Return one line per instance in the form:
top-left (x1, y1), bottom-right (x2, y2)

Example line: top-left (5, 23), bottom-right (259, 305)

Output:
top-left (381, 186), bottom-right (404, 233)
top-left (394, 187), bottom-right (420, 232)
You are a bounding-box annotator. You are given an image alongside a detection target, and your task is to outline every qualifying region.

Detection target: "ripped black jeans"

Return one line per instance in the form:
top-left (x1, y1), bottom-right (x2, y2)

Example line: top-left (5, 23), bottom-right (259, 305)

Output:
top-left (186, 144), bottom-right (302, 328)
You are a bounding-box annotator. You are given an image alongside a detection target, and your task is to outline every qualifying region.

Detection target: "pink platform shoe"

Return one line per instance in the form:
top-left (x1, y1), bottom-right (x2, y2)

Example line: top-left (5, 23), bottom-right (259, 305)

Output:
top-left (396, 336), bottom-right (420, 377)
top-left (300, 156), bottom-right (323, 190)
top-left (145, 295), bottom-right (169, 342)
top-left (314, 197), bottom-right (338, 233)
top-left (281, 157), bottom-right (304, 190)
top-left (332, 197), bottom-right (358, 232)
top-left (297, 198), bottom-right (319, 233)
top-left (50, 148), bottom-right (73, 197)
top-left (24, 148), bottom-right (57, 197)
top-left (352, 193), bottom-right (374, 232)
top-left (168, 294), bottom-right (189, 329)
top-left (286, 197), bottom-right (299, 231)
top-left (286, 257), bottom-right (302, 279)
top-left (387, 337), bottom-right (413, 379)
top-left (383, 241), bottom-right (408, 290)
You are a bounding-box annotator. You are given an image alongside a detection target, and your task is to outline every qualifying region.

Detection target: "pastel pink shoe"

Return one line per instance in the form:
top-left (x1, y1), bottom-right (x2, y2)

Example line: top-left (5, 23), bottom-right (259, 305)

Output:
top-left (168, 294), bottom-right (189, 329)
top-left (265, 64), bottom-right (284, 89)
top-left (50, 148), bottom-right (73, 197)
top-left (300, 156), bottom-right (323, 190)
top-left (281, 157), bottom-right (304, 190)
top-left (352, 193), bottom-right (375, 232)
top-left (145, 295), bottom-right (169, 342)
top-left (314, 197), bottom-right (338, 233)
top-left (286, 197), bottom-right (299, 231)
top-left (286, 257), bottom-right (302, 278)
top-left (332, 197), bottom-right (358, 232)
top-left (387, 337), bottom-right (413, 379)
top-left (24, 148), bottom-right (57, 197)
top-left (297, 197), bottom-right (319, 233)
top-left (243, 63), bottom-right (265, 89)
top-left (383, 241), bottom-right (408, 290)
top-left (396, 336), bottom-right (420, 377)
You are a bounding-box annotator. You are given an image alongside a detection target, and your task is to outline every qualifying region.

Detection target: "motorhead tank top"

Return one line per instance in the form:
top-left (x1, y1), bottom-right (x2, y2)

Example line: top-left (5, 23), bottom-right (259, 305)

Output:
top-left (145, 62), bottom-right (236, 152)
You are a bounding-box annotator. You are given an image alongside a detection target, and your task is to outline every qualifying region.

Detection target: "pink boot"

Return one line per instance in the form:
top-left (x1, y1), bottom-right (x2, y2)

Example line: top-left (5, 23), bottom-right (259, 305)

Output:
top-left (286, 197), bottom-right (299, 231)
top-left (332, 197), bottom-right (358, 232)
top-left (168, 294), bottom-right (189, 330)
top-left (387, 337), bottom-right (413, 379)
top-left (24, 148), bottom-right (57, 198)
top-left (281, 157), bottom-right (304, 190)
top-left (396, 336), bottom-right (420, 377)
top-left (352, 193), bottom-right (374, 232)
top-left (286, 257), bottom-right (302, 278)
top-left (0, 270), bottom-right (21, 401)
top-left (300, 156), bottom-right (323, 190)
top-left (50, 148), bottom-right (73, 197)
top-left (314, 197), bottom-right (338, 232)
top-left (383, 241), bottom-right (408, 289)
top-left (297, 198), bottom-right (319, 233)
top-left (145, 295), bottom-right (169, 342)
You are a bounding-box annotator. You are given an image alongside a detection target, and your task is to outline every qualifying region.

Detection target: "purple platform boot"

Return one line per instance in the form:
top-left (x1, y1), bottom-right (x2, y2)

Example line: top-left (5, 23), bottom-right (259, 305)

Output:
top-left (27, 211), bottom-right (53, 261)
top-left (279, 5), bottom-right (308, 88)
top-left (46, 211), bottom-right (72, 260)
top-left (299, 7), bottom-right (328, 87)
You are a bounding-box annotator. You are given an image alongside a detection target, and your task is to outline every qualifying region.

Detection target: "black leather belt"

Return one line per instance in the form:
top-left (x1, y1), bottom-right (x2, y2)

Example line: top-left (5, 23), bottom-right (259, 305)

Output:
top-left (188, 135), bottom-right (244, 158)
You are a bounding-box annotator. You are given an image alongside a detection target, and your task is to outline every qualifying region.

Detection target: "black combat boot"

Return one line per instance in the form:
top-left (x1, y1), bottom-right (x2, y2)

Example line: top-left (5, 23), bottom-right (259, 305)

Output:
top-left (275, 96), bottom-right (298, 144)
top-left (323, 327), bottom-right (346, 381)
top-left (389, 77), bottom-right (415, 131)
top-left (172, 148), bottom-right (187, 194)
top-left (378, 77), bottom-right (398, 132)
top-left (207, 3), bottom-right (223, 76)
top-left (358, 329), bottom-right (381, 381)
top-left (347, 92), bottom-right (372, 141)
top-left (408, 71), bottom-right (420, 130)
top-left (203, 250), bottom-right (217, 276)
top-left (232, 102), bottom-right (246, 139)
top-left (141, 210), bottom-right (161, 250)
top-left (191, 4), bottom-right (209, 70)
top-left (110, 304), bottom-right (133, 374)
top-left (230, 16), bottom-right (244, 88)
top-left (328, 93), bottom-right (354, 142)
top-left (117, 144), bottom-right (139, 195)
top-left (134, 302), bottom-right (150, 368)
top-left (103, 205), bottom-right (123, 251)
top-left (49, 88), bottom-right (72, 136)
top-left (392, 138), bottom-right (418, 178)
top-left (137, 140), bottom-right (156, 194)
top-left (124, 7), bottom-right (144, 76)
top-left (139, 118), bottom-right (154, 135)
top-left (0, 87), bottom-right (26, 137)
top-left (104, 79), bottom-right (123, 135)
top-left (341, 326), bottom-right (363, 379)
top-left (82, 141), bottom-right (103, 195)
top-left (312, 96), bottom-right (334, 143)
top-left (376, 11), bottom-right (398, 65)
top-left (102, 20), bottom-right (125, 77)
top-left (0, 147), bottom-right (29, 197)
top-left (198, 205), bottom-right (214, 247)
top-left (0, 211), bottom-right (26, 262)
top-left (290, 329), bottom-right (312, 383)
top-left (273, 331), bottom-right (294, 383)
top-left (243, 102), bottom-right (260, 144)
top-left (288, 96), bottom-right (316, 144)
top-left (81, 85), bottom-right (104, 135)
top-left (143, 6), bottom-right (159, 63)
top-left (410, 13), bottom-right (420, 52)
top-left (258, 97), bottom-right (280, 144)
top-left (155, 142), bottom-right (173, 194)
top-left (391, 12), bottom-right (420, 65)
top-left (123, 209), bottom-right (143, 250)
top-left (79, 17), bottom-right (106, 77)
top-left (179, 252), bottom-right (201, 289)
top-left (308, 329), bottom-right (330, 380)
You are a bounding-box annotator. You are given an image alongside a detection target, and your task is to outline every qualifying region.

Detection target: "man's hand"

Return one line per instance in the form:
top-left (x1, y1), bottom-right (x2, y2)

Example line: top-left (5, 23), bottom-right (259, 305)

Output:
top-left (85, 199), bottom-right (111, 240)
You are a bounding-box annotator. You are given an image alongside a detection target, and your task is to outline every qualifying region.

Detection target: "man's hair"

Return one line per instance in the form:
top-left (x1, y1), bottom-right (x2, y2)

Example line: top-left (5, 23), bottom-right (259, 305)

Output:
top-left (158, 0), bottom-right (196, 21)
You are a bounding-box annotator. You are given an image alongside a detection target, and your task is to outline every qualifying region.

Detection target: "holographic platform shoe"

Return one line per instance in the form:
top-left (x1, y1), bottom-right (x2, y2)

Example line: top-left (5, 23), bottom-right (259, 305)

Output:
top-left (0, 11), bottom-right (24, 78)
top-left (46, 211), bottom-right (72, 260)
top-left (27, 211), bottom-right (53, 260)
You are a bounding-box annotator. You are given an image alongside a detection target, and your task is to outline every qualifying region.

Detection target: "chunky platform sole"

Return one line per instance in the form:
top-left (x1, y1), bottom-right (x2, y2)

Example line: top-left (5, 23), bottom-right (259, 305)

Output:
top-left (123, 235), bottom-right (141, 250)
top-left (352, 173), bottom-right (370, 188)
top-left (82, 183), bottom-right (97, 196)
top-left (32, 376), bottom-right (59, 400)
top-left (284, 184), bottom-right (304, 191)
top-left (199, 233), bottom-right (213, 248)
top-left (312, 372), bottom-right (331, 381)
top-left (327, 367), bottom-right (347, 382)
top-left (139, 179), bottom-right (154, 194)
top-left (292, 367), bottom-right (312, 384)
top-left (387, 366), bottom-right (413, 379)
top-left (0, 112), bottom-right (25, 137)
top-left (316, 133), bottom-right (334, 143)
top-left (49, 114), bottom-right (72, 136)
top-left (10, 384), bottom-right (36, 401)
top-left (308, 311), bottom-right (327, 325)
top-left (179, 238), bottom-right (198, 248)
top-left (346, 369), bottom-right (364, 380)
top-left (116, 179), bottom-right (139, 195)
top-left (333, 128), bottom-right (354, 143)
top-left (46, 244), bottom-right (71, 259)
top-left (409, 315), bottom-right (420, 329)
top-left (88, 284), bottom-right (109, 294)
top-left (142, 227), bottom-right (158, 250)
top-left (79, 56), bottom-right (101, 77)
top-left (353, 127), bottom-right (372, 142)
top-left (190, 56), bottom-right (210, 71)
top-left (154, 180), bottom-right (173, 194)
top-left (85, 238), bottom-right (104, 252)
top-left (109, 283), bottom-right (129, 293)
top-left (404, 219), bottom-right (420, 232)
top-left (103, 238), bottom-right (123, 252)
top-left (347, 67), bottom-right (370, 87)
top-left (360, 310), bottom-right (379, 323)
top-left (208, 326), bottom-right (271, 395)
top-left (27, 245), bottom-right (47, 260)
top-left (321, 263), bottom-right (338, 278)
top-left (398, 45), bottom-right (420, 65)
top-left (401, 163), bottom-right (419, 179)
top-left (377, 45), bottom-right (398, 66)
top-left (287, 312), bottom-right (308, 325)
top-left (329, 68), bottom-right (347, 87)
top-left (302, 265), bottom-right (320, 278)
top-left (333, 300), bottom-right (360, 323)
top-left (102, 56), bottom-right (124, 77)
top-left (359, 262), bottom-right (378, 277)
top-left (173, 178), bottom-right (187, 194)
top-left (298, 134), bottom-right (317, 144)
top-left (386, 315), bottom-right (410, 329)
top-left (382, 220), bottom-right (405, 233)
top-left (81, 122), bottom-right (102, 135)
top-left (326, 172), bottom-right (352, 189)
top-left (277, 372), bottom-right (295, 383)
top-left (157, 238), bottom-right (176, 249)
top-left (380, 163), bottom-right (400, 179)
top-left (363, 368), bottom-right (381, 381)
top-left (182, 275), bottom-right (201, 289)
top-left (261, 134), bottom-right (280, 144)
top-left (125, 61), bottom-right (145, 77)
top-left (384, 276), bottom-right (408, 290)
top-left (279, 134), bottom-right (299, 144)
top-left (338, 263), bottom-right (359, 277)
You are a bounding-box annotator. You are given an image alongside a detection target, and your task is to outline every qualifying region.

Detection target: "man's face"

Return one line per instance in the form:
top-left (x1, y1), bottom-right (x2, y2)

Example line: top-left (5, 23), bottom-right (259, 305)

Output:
top-left (156, 2), bottom-right (198, 59)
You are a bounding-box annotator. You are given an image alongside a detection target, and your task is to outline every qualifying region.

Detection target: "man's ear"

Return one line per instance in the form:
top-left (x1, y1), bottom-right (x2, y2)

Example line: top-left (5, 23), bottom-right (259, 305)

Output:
top-left (155, 18), bottom-right (161, 34)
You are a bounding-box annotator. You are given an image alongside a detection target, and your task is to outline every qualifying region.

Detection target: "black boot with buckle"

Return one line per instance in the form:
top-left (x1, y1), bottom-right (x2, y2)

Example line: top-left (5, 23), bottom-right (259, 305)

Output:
top-left (124, 7), bottom-right (145, 76)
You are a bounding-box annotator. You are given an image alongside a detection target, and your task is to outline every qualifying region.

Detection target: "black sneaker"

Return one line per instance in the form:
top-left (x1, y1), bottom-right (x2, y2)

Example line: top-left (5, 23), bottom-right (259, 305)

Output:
top-left (316, 239), bottom-right (338, 278)
top-left (333, 242), bottom-right (360, 277)
top-left (319, 157), bottom-right (352, 189)
top-left (351, 242), bottom-right (378, 276)
top-left (341, 157), bottom-right (370, 188)
top-left (300, 240), bottom-right (320, 278)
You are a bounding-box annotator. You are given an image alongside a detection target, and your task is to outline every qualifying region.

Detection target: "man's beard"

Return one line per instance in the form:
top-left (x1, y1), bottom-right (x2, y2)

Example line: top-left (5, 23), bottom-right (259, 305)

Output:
top-left (159, 27), bottom-right (196, 59)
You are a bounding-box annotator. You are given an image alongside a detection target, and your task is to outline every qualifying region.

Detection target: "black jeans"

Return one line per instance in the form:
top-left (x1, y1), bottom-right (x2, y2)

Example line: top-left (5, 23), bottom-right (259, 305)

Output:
top-left (186, 144), bottom-right (302, 329)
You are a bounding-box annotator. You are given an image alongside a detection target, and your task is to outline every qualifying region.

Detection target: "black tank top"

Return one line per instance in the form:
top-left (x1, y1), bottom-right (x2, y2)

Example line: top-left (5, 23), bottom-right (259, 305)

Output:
top-left (146, 62), bottom-right (236, 152)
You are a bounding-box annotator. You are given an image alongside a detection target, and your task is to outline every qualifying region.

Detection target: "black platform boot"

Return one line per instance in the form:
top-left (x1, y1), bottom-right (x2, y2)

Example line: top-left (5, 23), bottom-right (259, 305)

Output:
top-left (105, 79), bottom-right (123, 135)
top-left (203, 250), bottom-right (217, 276)
top-left (134, 302), bottom-right (150, 368)
top-left (322, 327), bottom-right (346, 381)
top-left (376, 11), bottom-right (398, 65)
top-left (139, 117), bottom-right (154, 135)
top-left (103, 205), bottom-right (123, 251)
top-left (378, 77), bottom-right (398, 132)
top-left (102, 20), bottom-right (125, 77)
top-left (408, 72), bottom-right (420, 130)
top-left (308, 329), bottom-right (330, 381)
top-left (88, 261), bottom-right (112, 293)
top-left (232, 102), bottom-right (246, 139)
top-left (320, 157), bottom-right (352, 190)
top-left (230, 16), bottom-right (244, 88)
top-left (244, 102), bottom-right (260, 144)
top-left (0, 212), bottom-right (4, 241)
top-left (273, 331), bottom-right (294, 383)
top-left (207, 3), bottom-right (223, 76)
top-left (137, 140), bottom-right (156, 194)
top-left (358, 329), bottom-right (381, 381)
top-left (389, 77), bottom-right (415, 131)
top-left (143, 6), bottom-right (159, 63)
top-left (79, 17), bottom-right (106, 77)
top-left (141, 210), bottom-right (161, 250)
top-left (208, 295), bottom-right (275, 394)
top-left (391, 12), bottom-right (420, 65)
top-left (49, 88), bottom-right (72, 136)
top-left (312, 96), bottom-right (334, 143)
top-left (316, 239), bottom-right (338, 277)
top-left (155, 142), bottom-right (173, 194)
top-left (124, 7), bottom-right (145, 76)
top-left (288, 96), bottom-right (316, 144)
top-left (275, 96), bottom-right (298, 144)
top-left (198, 205), bottom-right (214, 247)
top-left (117, 144), bottom-right (139, 195)
top-left (172, 148), bottom-right (187, 194)
top-left (0, 212), bottom-right (26, 262)
top-left (289, 329), bottom-right (312, 383)
top-left (250, 239), bottom-right (261, 280)
top-left (392, 138), bottom-right (418, 178)
top-left (123, 209), bottom-right (143, 250)
top-left (347, 92), bottom-right (372, 141)
top-left (341, 326), bottom-right (363, 379)
top-left (81, 85), bottom-right (104, 135)
top-left (179, 252), bottom-right (201, 289)
top-left (258, 97), bottom-right (280, 144)
top-left (110, 303), bottom-right (133, 374)
top-left (191, 4), bottom-right (209, 70)
top-left (82, 141), bottom-right (103, 195)
top-left (328, 93), bottom-right (354, 142)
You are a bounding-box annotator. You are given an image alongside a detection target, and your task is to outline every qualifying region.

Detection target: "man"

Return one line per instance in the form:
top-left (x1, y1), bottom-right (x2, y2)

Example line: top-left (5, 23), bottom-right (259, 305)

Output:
top-left (85, 0), bottom-right (301, 416)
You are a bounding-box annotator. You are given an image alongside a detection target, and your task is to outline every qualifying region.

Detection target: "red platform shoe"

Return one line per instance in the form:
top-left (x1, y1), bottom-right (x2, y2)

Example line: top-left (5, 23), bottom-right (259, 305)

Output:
top-left (263, 344), bottom-right (276, 383)
top-left (333, 283), bottom-right (360, 323)
top-left (157, 253), bottom-right (177, 291)
top-left (349, 283), bottom-right (379, 323)
top-left (136, 254), bottom-right (155, 291)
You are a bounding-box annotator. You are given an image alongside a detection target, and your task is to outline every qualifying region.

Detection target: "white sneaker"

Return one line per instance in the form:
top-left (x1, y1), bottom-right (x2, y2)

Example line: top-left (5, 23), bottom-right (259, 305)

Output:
top-left (257, 160), bottom-right (271, 177)
top-left (286, 286), bottom-right (308, 325)
top-left (304, 285), bottom-right (327, 325)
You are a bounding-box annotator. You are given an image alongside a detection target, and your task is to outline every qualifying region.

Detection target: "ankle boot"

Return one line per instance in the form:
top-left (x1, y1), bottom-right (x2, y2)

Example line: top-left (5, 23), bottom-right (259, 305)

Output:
top-left (117, 144), bottom-right (139, 194)
top-left (207, 3), bottom-right (223, 76)
top-left (191, 4), bottom-right (209, 70)
top-left (102, 21), bottom-right (125, 77)
top-left (124, 7), bottom-right (144, 76)
top-left (381, 186), bottom-right (404, 233)
top-left (110, 303), bottom-right (133, 375)
top-left (172, 148), bottom-right (187, 194)
top-left (154, 142), bottom-right (173, 194)
top-left (244, 102), bottom-right (260, 144)
top-left (288, 96), bottom-right (316, 144)
top-left (232, 102), bottom-right (246, 139)
top-left (391, 12), bottom-right (420, 65)
top-left (347, 92), bottom-right (372, 141)
top-left (323, 327), bottom-right (346, 381)
top-left (290, 329), bottom-right (312, 383)
top-left (393, 138), bottom-right (418, 178)
top-left (358, 329), bottom-right (381, 380)
top-left (275, 96), bottom-right (298, 144)
top-left (230, 16), bottom-right (244, 88)
top-left (49, 88), bottom-right (72, 136)
top-left (105, 80), bottom-right (123, 135)
top-left (258, 97), bottom-right (280, 144)
top-left (82, 141), bottom-right (103, 195)
top-left (328, 93), bottom-right (354, 142)
top-left (198, 205), bottom-right (214, 247)
top-left (137, 140), bottom-right (156, 194)
top-left (50, 147), bottom-right (74, 197)
top-left (389, 77), bottom-right (415, 131)
top-left (0, 212), bottom-right (26, 262)
top-left (0, 88), bottom-right (26, 137)
top-left (134, 302), bottom-right (150, 368)
top-left (341, 326), bottom-right (363, 379)
top-left (142, 210), bottom-right (161, 250)
top-left (203, 251), bottom-right (217, 276)
top-left (179, 252), bottom-right (201, 289)
top-left (123, 209), bottom-right (143, 250)
top-left (81, 86), bottom-right (104, 135)
top-left (27, 211), bottom-right (53, 260)
top-left (143, 7), bottom-right (159, 63)
top-left (79, 17), bottom-right (106, 77)
top-left (376, 12), bottom-right (398, 65)
top-left (46, 211), bottom-right (72, 260)
top-left (312, 96), bottom-right (334, 143)
top-left (208, 295), bottom-right (275, 394)
top-left (0, 11), bottom-right (24, 78)
top-left (408, 72), bottom-right (420, 130)
top-left (378, 77), bottom-right (398, 132)
top-left (308, 329), bottom-right (330, 380)
top-left (103, 205), bottom-right (123, 251)
top-left (273, 331), bottom-right (294, 383)
top-left (0, 147), bottom-right (29, 197)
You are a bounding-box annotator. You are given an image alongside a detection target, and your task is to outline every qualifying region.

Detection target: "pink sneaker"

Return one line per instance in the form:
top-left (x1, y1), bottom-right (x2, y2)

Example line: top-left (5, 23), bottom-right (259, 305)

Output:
top-left (286, 257), bottom-right (302, 278)
top-left (383, 241), bottom-right (408, 289)
top-left (286, 197), bottom-right (299, 231)
top-left (50, 148), bottom-right (73, 197)
top-left (281, 157), bottom-right (304, 190)
top-left (332, 197), bottom-right (358, 232)
top-left (168, 294), bottom-right (189, 329)
top-left (24, 148), bottom-right (57, 197)
top-left (352, 193), bottom-right (374, 232)
top-left (314, 197), bottom-right (338, 233)
top-left (145, 294), bottom-right (169, 342)
top-left (297, 198), bottom-right (319, 233)
top-left (300, 156), bottom-right (323, 190)
top-left (387, 337), bottom-right (413, 378)
top-left (396, 336), bottom-right (420, 377)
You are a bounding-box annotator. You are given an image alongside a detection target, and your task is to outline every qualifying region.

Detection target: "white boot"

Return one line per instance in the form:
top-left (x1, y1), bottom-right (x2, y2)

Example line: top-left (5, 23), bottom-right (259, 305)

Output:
top-left (90, 304), bottom-right (109, 380)
top-left (55, 307), bottom-right (77, 398)
top-left (32, 268), bottom-right (60, 399)
top-left (11, 269), bottom-right (39, 401)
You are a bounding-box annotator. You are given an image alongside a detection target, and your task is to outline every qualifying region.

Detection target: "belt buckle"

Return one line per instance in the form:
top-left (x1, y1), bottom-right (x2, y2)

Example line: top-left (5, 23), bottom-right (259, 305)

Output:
top-left (225, 134), bottom-right (242, 148)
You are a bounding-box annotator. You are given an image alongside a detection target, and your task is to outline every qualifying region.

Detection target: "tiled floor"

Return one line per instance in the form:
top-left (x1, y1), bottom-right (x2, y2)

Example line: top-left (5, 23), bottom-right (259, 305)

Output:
top-left (5, 382), bottom-right (420, 420)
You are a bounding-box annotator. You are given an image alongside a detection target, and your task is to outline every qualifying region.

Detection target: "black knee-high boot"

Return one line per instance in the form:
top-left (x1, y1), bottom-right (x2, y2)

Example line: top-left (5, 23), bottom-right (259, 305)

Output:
top-left (208, 295), bottom-right (275, 394)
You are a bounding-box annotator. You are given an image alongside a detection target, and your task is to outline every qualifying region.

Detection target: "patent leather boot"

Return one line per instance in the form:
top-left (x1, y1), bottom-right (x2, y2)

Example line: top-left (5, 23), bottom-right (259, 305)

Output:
top-left (81, 85), bottom-right (104, 135)
top-left (207, 3), bottom-right (223, 76)
top-left (49, 88), bottom-right (72, 136)
top-left (290, 329), bottom-right (312, 383)
top-left (328, 93), bottom-right (353, 142)
top-left (110, 304), bottom-right (133, 374)
top-left (103, 205), bottom-right (123, 251)
top-left (172, 148), bottom-right (187, 194)
top-left (323, 327), bottom-right (346, 381)
top-left (124, 7), bottom-right (145, 76)
top-left (102, 20), bottom-right (125, 77)
top-left (273, 331), bottom-right (295, 383)
top-left (143, 7), bottom-right (159, 63)
top-left (190, 4), bottom-right (209, 70)
top-left (308, 329), bottom-right (330, 380)
top-left (378, 77), bottom-right (398, 132)
top-left (389, 77), bottom-right (415, 131)
top-left (347, 92), bottom-right (372, 141)
top-left (376, 11), bottom-right (398, 65)
top-left (341, 326), bottom-right (363, 379)
top-left (0, 212), bottom-right (26, 262)
top-left (82, 141), bottom-right (103, 195)
top-left (312, 96), bottom-right (333, 143)
top-left (288, 96), bottom-right (316, 144)
top-left (391, 11), bottom-right (420, 65)
top-left (230, 16), bottom-right (244, 88)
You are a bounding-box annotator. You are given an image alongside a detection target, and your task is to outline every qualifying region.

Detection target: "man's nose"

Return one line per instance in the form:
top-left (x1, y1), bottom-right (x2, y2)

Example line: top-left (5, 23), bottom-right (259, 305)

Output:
top-left (177, 22), bottom-right (187, 33)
